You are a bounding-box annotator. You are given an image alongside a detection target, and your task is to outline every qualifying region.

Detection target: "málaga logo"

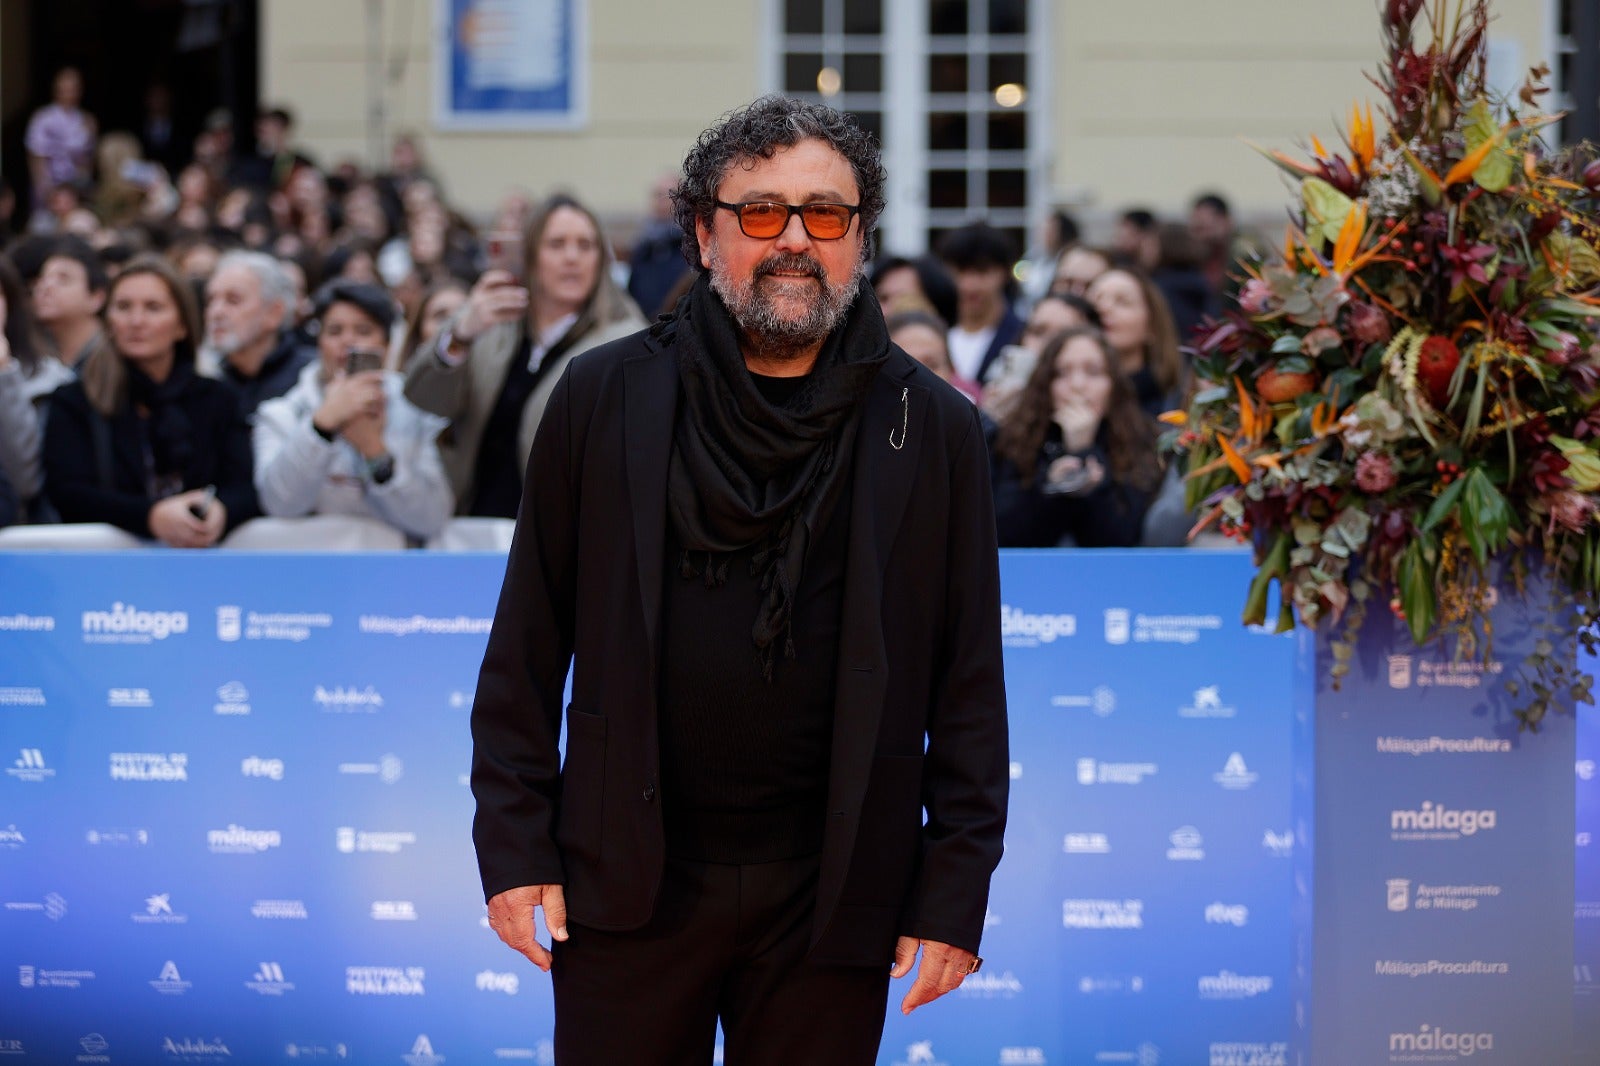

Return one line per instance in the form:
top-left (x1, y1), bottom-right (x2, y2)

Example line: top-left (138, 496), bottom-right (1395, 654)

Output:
top-left (1388, 1024), bottom-right (1493, 1058)
top-left (1001, 605), bottom-right (1076, 647)
top-left (81, 603), bottom-right (188, 644)
top-left (1390, 803), bottom-right (1497, 841)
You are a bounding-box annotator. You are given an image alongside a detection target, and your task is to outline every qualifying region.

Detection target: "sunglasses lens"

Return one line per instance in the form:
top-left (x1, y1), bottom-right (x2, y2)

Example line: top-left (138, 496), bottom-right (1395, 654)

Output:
top-left (802, 206), bottom-right (851, 239)
top-left (738, 203), bottom-right (788, 238)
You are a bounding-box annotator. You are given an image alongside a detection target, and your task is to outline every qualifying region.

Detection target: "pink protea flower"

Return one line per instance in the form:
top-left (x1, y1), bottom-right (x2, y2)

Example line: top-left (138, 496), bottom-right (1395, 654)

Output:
top-left (1355, 451), bottom-right (1398, 493)
top-left (1345, 302), bottom-right (1392, 347)
top-left (1239, 278), bottom-right (1273, 316)
top-left (1544, 489), bottom-right (1597, 535)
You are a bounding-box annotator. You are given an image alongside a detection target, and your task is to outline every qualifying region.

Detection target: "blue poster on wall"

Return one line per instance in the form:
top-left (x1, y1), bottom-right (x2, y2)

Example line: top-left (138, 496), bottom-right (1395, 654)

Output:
top-left (434, 0), bottom-right (587, 130)
top-left (1577, 651), bottom-right (1598, 1052)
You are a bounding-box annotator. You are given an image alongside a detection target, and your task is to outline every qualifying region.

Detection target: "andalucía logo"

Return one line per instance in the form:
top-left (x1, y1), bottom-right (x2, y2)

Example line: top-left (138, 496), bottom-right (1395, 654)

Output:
top-left (1388, 1025), bottom-right (1493, 1060)
top-left (158, 1036), bottom-right (230, 1061)
top-left (314, 685), bottom-right (384, 712)
top-left (149, 961), bottom-right (191, 995)
top-left (402, 1035), bottom-right (445, 1066)
top-left (1213, 753), bottom-right (1258, 790)
top-left (81, 602), bottom-right (188, 644)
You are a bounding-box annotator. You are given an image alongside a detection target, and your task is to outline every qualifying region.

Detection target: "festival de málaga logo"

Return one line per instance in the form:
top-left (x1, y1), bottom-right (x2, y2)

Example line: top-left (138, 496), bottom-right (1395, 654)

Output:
top-left (81, 602), bottom-right (188, 644)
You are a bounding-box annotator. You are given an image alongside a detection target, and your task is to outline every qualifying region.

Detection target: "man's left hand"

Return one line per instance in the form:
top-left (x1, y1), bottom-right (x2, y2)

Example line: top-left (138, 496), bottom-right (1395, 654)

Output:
top-left (890, 936), bottom-right (978, 1014)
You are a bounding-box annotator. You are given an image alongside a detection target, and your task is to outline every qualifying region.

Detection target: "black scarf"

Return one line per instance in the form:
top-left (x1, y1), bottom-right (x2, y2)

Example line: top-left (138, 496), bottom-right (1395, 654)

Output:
top-left (127, 360), bottom-right (196, 491)
top-left (664, 272), bottom-right (889, 678)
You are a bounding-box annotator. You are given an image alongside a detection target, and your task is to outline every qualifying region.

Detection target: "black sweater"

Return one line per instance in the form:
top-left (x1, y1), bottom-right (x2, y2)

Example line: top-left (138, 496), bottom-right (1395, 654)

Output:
top-left (43, 376), bottom-right (259, 537)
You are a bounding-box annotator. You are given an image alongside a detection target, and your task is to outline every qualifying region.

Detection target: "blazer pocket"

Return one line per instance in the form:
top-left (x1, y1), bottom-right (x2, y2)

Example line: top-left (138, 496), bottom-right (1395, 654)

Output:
top-left (555, 705), bottom-right (606, 862)
top-left (846, 753), bottom-right (925, 907)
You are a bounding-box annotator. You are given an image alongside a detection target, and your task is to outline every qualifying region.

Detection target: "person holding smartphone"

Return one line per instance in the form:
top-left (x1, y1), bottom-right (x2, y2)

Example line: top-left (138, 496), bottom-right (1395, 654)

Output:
top-left (403, 192), bottom-right (644, 517)
top-left (41, 256), bottom-right (258, 546)
top-left (252, 280), bottom-right (452, 540)
top-left (989, 326), bottom-right (1163, 547)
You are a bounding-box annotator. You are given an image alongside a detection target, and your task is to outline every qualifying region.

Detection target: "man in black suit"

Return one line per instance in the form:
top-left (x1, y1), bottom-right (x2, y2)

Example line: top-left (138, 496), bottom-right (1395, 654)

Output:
top-left (470, 95), bottom-right (1008, 1066)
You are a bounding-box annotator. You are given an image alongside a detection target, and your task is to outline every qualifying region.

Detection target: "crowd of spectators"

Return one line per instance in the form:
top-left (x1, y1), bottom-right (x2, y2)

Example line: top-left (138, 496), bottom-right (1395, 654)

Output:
top-left (0, 67), bottom-right (1253, 551)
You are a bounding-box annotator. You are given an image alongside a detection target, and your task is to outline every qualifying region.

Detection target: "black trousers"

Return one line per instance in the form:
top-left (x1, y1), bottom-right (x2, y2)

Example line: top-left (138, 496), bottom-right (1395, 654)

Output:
top-left (550, 853), bottom-right (892, 1066)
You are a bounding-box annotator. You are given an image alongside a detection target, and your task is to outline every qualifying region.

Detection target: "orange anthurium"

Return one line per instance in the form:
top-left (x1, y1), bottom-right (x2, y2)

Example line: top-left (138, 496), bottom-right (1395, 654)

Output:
top-left (1443, 121), bottom-right (1515, 186)
top-left (1216, 433), bottom-right (1253, 484)
top-left (1310, 134), bottom-right (1329, 160)
top-left (1253, 453), bottom-right (1285, 473)
top-left (1158, 409), bottom-right (1189, 426)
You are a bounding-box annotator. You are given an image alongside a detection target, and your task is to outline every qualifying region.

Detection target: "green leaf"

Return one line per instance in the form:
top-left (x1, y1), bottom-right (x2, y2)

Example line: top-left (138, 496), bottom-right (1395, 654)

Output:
top-left (1301, 177), bottom-right (1352, 246)
top-left (1420, 476), bottom-right (1467, 532)
top-left (1396, 537), bottom-right (1437, 645)
top-left (1461, 101), bottom-right (1515, 193)
top-left (1243, 533), bottom-right (1290, 628)
top-left (1458, 468), bottom-right (1511, 566)
top-left (1191, 385), bottom-right (1228, 405)
top-left (1460, 360), bottom-right (1487, 444)
top-left (1270, 334), bottom-right (1303, 354)
top-left (1546, 233), bottom-right (1600, 286)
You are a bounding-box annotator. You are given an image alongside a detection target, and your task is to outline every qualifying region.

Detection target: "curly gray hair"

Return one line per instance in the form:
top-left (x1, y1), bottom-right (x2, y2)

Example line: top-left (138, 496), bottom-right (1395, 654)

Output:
top-left (671, 95), bottom-right (886, 269)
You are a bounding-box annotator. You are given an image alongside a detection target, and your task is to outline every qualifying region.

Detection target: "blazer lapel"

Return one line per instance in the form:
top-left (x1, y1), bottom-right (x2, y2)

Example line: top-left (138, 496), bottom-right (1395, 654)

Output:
top-left (623, 343), bottom-right (678, 684)
top-left (816, 353), bottom-right (929, 931)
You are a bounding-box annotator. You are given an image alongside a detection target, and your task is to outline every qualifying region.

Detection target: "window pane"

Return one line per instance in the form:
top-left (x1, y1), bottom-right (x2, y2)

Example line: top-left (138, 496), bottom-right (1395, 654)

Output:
top-left (844, 53), bottom-right (882, 93)
top-left (929, 0), bottom-right (968, 35)
top-left (929, 170), bottom-right (968, 210)
top-left (849, 111), bottom-right (884, 142)
top-left (988, 53), bottom-right (1027, 91)
top-left (785, 0), bottom-right (823, 34)
top-left (987, 0), bottom-right (1026, 34)
top-left (988, 169), bottom-right (1027, 209)
top-left (928, 53), bottom-right (968, 94)
top-left (987, 111), bottom-right (1026, 151)
top-left (785, 53), bottom-right (825, 93)
top-left (844, 0), bottom-right (883, 34)
top-left (928, 112), bottom-right (968, 151)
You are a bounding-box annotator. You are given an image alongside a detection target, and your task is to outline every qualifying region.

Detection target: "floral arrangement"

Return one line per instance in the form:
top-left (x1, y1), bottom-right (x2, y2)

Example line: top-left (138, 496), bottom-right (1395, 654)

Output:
top-left (1172, 0), bottom-right (1600, 728)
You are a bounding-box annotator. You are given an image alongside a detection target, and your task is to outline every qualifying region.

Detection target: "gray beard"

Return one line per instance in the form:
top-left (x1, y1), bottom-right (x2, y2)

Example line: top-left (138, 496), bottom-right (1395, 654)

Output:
top-left (707, 249), bottom-right (863, 364)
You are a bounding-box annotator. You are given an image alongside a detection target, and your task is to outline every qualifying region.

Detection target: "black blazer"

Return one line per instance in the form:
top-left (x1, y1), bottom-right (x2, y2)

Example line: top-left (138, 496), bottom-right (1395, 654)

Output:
top-left (43, 376), bottom-right (259, 536)
top-left (470, 326), bottom-right (1009, 967)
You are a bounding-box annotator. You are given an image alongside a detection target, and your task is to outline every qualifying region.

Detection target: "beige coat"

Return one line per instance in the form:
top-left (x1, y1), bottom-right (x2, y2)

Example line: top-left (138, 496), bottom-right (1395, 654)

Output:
top-left (404, 307), bottom-right (644, 514)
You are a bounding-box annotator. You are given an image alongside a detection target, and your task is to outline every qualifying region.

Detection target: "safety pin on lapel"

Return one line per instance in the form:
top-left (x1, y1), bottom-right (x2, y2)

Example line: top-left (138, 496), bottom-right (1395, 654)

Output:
top-left (889, 387), bottom-right (909, 451)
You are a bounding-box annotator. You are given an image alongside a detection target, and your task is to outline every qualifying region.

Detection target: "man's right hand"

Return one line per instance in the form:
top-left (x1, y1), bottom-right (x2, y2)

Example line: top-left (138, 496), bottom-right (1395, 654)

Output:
top-left (486, 884), bottom-right (568, 972)
top-left (455, 269), bottom-right (529, 346)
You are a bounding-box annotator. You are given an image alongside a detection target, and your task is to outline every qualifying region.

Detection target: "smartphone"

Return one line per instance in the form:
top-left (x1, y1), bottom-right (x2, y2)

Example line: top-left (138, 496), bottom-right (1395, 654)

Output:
top-left (486, 230), bottom-right (524, 279)
top-left (187, 485), bottom-right (216, 520)
top-left (344, 348), bottom-right (385, 376)
top-left (120, 159), bottom-right (162, 188)
top-left (984, 344), bottom-right (1039, 389)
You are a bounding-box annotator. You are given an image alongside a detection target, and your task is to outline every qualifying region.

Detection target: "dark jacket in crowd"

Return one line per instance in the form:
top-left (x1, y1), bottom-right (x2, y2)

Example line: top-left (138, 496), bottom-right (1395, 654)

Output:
top-left (1153, 267), bottom-right (1218, 351)
top-left (990, 423), bottom-right (1153, 548)
top-left (43, 373), bottom-right (259, 537)
top-left (0, 464), bottom-right (17, 529)
top-left (218, 330), bottom-right (318, 416)
top-left (973, 305), bottom-right (1025, 385)
top-left (626, 220), bottom-right (691, 320)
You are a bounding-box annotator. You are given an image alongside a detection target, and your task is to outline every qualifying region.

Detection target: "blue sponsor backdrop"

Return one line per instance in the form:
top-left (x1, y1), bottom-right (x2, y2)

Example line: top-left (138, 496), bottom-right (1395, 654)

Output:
top-left (1579, 650), bottom-right (1599, 1053)
top-left (1300, 581), bottom-right (1578, 1064)
top-left (0, 551), bottom-right (1590, 1065)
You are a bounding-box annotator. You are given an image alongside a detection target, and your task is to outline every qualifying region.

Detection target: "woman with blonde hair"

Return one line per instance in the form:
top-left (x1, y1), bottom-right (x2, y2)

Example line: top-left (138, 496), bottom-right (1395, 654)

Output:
top-left (42, 255), bottom-right (257, 545)
top-left (404, 192), bottom-right (644, 516)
